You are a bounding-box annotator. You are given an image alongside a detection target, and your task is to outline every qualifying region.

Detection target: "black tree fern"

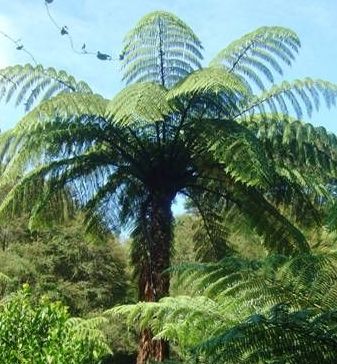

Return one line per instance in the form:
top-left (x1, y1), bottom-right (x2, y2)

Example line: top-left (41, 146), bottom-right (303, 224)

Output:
top-left (1, 10), bottom-right (337, 363)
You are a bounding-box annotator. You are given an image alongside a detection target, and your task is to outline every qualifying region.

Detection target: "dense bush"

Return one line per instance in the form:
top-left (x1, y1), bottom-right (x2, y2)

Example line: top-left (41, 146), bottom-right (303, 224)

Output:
top-left (0, 285), bottom-right (110, 363)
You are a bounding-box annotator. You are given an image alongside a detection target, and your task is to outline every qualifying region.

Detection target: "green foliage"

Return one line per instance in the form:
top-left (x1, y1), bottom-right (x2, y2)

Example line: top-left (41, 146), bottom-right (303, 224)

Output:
top-left (106, 82), bottom-right (173, 126)
top-left (172, 214), bottom-right (197, 265)
top-left (237, 79), bottom-right (337, 120)
top-left (2, 10), bottom-right (337, 362)
top-left (0, 216), bottom-right (132, 315)
top-left (173, 211), bottom-right (267, 262)
top-left (121, 11), bottom-right (203, 87)
top-left (111, 250), bottom-right (337, 363)
top-left (167, 66), bottom-right (249, 101)
top-left (196, 304), bottom-right (337, 363)
top-left (0, 285), bottom-right (110, 364)
top-left (240, 113), bottom-right (337, 182)
top-left (210, 26), bottom-right (301, 90)
top-left (0, 64), bottom-right (92, 111)
top-left (1, 11), bottom-right (337, 256)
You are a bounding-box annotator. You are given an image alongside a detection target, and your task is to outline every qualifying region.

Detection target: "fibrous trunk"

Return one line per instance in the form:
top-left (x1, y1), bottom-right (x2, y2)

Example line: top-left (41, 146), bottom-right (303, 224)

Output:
top-left (134, 194), bottom-right (173, 364)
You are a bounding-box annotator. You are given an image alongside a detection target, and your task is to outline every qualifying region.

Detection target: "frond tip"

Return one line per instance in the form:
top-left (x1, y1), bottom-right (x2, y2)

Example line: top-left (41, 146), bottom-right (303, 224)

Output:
top-left (0, 64), bottom-right (92, 111)
top-left (211, 26), bottom-right (301, 90)
top-left (237, 78), bottom-right (337, 120)
top-left (121, 11), bottom-right (203, 87)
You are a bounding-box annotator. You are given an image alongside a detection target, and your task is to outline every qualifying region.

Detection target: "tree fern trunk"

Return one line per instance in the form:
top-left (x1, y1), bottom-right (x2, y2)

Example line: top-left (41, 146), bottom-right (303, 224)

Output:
top-left (135, 194), bottom-right (173, 364)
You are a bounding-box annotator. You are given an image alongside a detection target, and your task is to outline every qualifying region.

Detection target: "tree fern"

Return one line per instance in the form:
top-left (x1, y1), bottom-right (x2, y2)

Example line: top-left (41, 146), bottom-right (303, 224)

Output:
top-left (1, 10), bottom-right (337, 363)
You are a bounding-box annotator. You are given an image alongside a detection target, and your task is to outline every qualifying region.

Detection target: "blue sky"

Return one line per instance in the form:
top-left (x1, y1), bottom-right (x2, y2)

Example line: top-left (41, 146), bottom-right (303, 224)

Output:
top-left (0, 0), bottom-right (337, 215)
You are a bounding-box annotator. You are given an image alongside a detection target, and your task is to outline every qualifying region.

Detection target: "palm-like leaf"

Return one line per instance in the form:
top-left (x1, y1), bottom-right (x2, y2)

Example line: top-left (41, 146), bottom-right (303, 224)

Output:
top-left (210, 26), bottom-right (301, 90)
top-left (121, 11), bottom-right (203, 87)
top-left (0, 64), bottom-right (92, 111)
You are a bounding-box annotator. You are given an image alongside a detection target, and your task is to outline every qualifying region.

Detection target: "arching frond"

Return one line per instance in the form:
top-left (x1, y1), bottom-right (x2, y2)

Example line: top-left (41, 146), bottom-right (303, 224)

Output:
top-left (106, 82), bottom-right (173, 126)
top-left (0, 64), bottom-right (93, 111)
top-left (0, 147), bottom-right (114, 226)
top-left (236, 114), bottom-right (337, 220)
top-left (168, 67), bottom-right (250, 104)
top-left (211, 26), bottom-right (301, 90)
top-left (106, 295), bottom-right (227, 354)
top-left (15, 92), bottom-right (108, 131)
top-left (196, 305), bottom-right (337, 363)
top-left (228, 183), bottom-right (310, 254)
top-left (185, 191), bottom-right (232, 262)
top-left (236, 79), bottom-right (337, 120)
top-left (82, 169), bottom-right (131, 235)
top-left (187, 129), bottom-right (309, 255)
top-left (121, 11), bottom-right (203, 87)
top-left (0, 93), bottom-right (109, 185)
top-left (277, 250), bottom-right (337, 310)
top-left (111, 251), bottom-right (337, 363)
top-left (240, 114), bottom-right (337, 172)
top-left (195, 118), bottom-right (275, 189)
top-left (66, 316), bottom-right (112, 356)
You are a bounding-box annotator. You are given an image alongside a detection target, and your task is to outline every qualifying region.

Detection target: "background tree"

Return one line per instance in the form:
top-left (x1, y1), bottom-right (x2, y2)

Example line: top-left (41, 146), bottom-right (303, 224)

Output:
top-left (0, 215), bottom-right (131, 315)
top-left (1, 10), bottom-right (337, 363)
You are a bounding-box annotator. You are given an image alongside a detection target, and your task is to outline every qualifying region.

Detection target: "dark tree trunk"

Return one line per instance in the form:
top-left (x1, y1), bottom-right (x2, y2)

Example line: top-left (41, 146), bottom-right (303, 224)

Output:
top-left (135, 194), bottom-right (173, 364)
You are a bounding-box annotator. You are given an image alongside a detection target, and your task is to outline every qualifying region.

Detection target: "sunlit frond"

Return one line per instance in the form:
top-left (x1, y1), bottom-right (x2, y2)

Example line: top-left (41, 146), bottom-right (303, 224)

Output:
top-left (0, 64), bottom-right (92, 111)
top-left (211, 26), bottom-right (301, 90)
top-left (168, 67), bottom-right (250, 104)
top-left (106, 82), bottom-right (173, 126)
top-left (121, 11), bottom-right (203, 87)
top-left (237, 79), bottom-right (337, 120)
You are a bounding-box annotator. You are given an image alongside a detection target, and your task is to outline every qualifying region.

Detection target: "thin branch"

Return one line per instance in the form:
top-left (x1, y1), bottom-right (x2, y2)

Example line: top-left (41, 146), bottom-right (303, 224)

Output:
top-left (0, 30), bottom-right (38, 65)
top-left (44, 1), bottom-right (116, 62)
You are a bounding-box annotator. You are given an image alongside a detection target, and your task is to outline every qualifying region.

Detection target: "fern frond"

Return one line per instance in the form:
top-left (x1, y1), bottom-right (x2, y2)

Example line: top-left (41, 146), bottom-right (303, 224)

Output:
top-left (65, 316), bottom-right (112, 357)
top-left (107, 296), bottom-right (228, 351)
top-left (114, 250), bottom-right (337, 362)
top-left (196, 305), bottom-right (337, 363)
top-left (168, 67), bottom-right (250, 104)
top-left (211, 26), bottom-right (300, 90)
top-left (197, 118), bottom-right (275, 189)
top-left (185, 192), bottom-right (232, 262)
top-left (0, 64), bottom-right (93, 111)
top-left (18, 92), bottom-right (107, 130)
top-left (0, 147), bottom-right (113, 226)
top-left (228, 183), bottom-right (310, 254)
top-left (121, 11), bottom-right (203, 87)
top-left (106, 82), bottom-right (173, 126)
top-left (236, 79), bottom-right (337, 120)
